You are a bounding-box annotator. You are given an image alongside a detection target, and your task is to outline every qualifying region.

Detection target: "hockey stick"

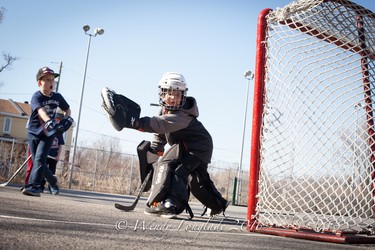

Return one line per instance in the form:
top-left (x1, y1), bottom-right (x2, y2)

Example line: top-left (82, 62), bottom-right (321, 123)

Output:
top-left (0, 155), bottom-right (32, 187)
top-left (115, 169), bottom-right (153, 211)
top-left (0, 155), bottom-right (65, 187)
top-left (47, 155), bottom-right (80, 168)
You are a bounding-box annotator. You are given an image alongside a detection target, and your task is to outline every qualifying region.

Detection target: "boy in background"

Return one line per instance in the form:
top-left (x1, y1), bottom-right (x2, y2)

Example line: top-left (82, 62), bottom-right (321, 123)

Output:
top-left (23, 67), bottom-right (73, 197)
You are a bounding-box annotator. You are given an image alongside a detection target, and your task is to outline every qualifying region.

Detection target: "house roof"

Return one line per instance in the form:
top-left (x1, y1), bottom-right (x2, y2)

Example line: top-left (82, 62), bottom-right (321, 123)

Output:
top-left (0, 98), bottom-right (31, 117)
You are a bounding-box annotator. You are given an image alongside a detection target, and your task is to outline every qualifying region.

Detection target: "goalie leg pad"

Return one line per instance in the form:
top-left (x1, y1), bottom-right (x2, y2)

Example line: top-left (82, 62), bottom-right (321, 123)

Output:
top-left (146, 161), bottom-right (185, 205)
top-left (189, 165), bottom-right (228, 215)
top-left (146, 144), bottom-right (188, 214)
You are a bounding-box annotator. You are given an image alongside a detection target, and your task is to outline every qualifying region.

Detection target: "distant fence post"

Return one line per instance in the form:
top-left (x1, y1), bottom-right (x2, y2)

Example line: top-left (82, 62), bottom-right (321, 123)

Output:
top-left (232, 177), bottom-right (237, 205)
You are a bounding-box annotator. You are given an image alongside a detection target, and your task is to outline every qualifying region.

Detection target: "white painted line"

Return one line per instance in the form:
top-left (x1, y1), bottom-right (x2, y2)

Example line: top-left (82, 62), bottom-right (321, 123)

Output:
top-left (0, 214), bottom-right (113, 227)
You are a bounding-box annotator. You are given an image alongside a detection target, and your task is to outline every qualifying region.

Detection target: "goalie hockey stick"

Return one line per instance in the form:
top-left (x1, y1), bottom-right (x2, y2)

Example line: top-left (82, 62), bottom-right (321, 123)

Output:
top-left (114, 169), bottom-right (153, 211)
top-left (0, 155), bottom-right (32, 187)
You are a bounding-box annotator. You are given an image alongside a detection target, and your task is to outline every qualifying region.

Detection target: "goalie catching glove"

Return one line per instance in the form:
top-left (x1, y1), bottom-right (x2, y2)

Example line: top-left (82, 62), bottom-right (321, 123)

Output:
top-left (101, 87), bottom-right (141, 131)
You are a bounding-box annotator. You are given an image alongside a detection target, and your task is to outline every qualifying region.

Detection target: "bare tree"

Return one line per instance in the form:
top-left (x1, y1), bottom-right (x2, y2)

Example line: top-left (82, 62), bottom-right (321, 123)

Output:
top-left (0, 52), bottom-right (19, 73)
top-left (0, 7), bottom-right (19, 73)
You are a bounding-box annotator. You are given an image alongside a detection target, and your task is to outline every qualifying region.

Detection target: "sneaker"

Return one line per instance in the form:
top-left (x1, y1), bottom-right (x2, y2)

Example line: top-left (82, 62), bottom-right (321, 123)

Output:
top-left (49, 184), bottom-right (59, 195)
top-left (144, 200), bottom-right (177, 219)
top-left (101, 87), bottom-right (117, 116)
top-left (22, 187), bottom-right (41, 197)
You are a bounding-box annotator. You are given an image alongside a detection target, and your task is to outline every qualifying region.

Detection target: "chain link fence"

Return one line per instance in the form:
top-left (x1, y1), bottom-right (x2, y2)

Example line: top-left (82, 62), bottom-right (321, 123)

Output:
top-left (0, 140), bottom-right (249, 206)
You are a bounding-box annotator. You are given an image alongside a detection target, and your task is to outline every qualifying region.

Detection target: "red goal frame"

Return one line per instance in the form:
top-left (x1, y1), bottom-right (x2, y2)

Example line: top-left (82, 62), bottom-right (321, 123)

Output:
top-left (247, 0), bottom-right (375, 244)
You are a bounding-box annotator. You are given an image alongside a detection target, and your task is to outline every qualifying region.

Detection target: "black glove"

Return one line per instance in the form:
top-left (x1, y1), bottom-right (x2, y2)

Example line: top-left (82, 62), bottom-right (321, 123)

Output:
top-left (56, 116), bottom-right (74, 133)
top-left (43, 119), bottom-right (58, 137)
top-left (111, 94), bottom-right (141, 129)
top-left (121, 95), bottom-right (141, 129)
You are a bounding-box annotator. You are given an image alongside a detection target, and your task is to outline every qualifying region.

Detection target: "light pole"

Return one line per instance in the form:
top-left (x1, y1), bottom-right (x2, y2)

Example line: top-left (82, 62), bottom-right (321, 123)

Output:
top-left (236, 70), bottom-right (254, 204)
top-left (68, 25), bottom-right (104, 189)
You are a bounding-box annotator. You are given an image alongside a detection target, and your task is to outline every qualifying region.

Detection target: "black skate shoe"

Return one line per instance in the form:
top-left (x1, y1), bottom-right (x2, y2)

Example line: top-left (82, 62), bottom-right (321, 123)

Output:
top-left (144, 200), bottom-right (177, 219)
top-left (22, 186), bottom-right (41, 197)
top-left (101, 87), bottom-right (117, 116)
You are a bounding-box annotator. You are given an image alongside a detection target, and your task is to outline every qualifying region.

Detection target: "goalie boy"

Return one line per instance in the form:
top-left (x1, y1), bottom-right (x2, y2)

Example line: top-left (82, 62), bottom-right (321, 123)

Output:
top-left (101, 72), bottom-right (228, 218)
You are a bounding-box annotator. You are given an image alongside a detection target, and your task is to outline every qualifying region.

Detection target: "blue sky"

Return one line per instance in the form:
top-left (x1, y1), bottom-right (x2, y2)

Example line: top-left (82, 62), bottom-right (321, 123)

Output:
top-left (0, 0), bottom-right (374, 171)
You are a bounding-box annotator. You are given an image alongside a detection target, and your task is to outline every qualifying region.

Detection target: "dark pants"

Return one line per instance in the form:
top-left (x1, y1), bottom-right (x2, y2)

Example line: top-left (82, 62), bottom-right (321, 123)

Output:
top-left (47, 158), bottom-right (58, 174)
top-left (27, 133), bottom-right (57, 190)
top-left (41, 158), bottom-right (58, 189)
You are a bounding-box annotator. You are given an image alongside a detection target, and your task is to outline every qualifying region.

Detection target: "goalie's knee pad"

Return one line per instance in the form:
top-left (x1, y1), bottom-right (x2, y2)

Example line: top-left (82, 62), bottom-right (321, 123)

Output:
top-left (189, 167), bottom-right (228, 216)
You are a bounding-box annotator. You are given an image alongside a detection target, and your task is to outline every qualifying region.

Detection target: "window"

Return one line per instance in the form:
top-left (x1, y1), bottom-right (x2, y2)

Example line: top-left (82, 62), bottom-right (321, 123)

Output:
top-left (3, 117), bottom-right (11, 134)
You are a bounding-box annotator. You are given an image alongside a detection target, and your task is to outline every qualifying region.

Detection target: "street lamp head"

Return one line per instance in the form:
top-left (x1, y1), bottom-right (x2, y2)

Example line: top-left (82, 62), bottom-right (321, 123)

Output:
top-left (83, 24), bottom-right (90, 33)
top-left (244, 70), bottom-right (254, 80)
top-left (95, 28), bottom-right (105, 36)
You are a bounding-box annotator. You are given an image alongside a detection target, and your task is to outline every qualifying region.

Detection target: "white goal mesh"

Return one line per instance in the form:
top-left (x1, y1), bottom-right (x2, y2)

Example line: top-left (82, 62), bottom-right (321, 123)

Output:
top-left (250, 0), bottom-right (375, 237)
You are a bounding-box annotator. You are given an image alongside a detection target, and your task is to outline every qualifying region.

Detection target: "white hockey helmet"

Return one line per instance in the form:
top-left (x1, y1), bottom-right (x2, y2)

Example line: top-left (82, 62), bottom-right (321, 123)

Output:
top-left (158, 72), bottom-right (188, 110)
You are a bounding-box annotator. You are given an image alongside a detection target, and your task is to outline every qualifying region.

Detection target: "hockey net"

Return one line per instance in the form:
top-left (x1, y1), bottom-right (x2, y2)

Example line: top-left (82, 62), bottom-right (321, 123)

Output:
top-left (248, 0), bottom-right (375, 243)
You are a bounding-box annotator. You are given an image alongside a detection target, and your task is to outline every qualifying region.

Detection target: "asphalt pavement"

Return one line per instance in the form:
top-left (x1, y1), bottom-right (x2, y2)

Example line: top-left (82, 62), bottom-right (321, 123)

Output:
top-left (0, 185), bottom-right (372, 249)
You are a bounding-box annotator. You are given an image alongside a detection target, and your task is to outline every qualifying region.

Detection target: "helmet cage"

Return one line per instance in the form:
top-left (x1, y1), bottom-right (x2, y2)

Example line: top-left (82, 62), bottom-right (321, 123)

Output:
top-left (158, 72), bottom-right (188, 110)
top-left (159, 87), bottom-right (187, 110)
